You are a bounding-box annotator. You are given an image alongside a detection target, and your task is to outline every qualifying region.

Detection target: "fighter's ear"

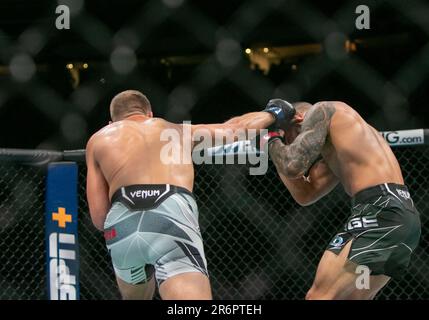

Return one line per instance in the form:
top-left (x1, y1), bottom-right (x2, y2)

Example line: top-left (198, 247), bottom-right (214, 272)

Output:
top-left (294, 112), bottom-right (305, 123)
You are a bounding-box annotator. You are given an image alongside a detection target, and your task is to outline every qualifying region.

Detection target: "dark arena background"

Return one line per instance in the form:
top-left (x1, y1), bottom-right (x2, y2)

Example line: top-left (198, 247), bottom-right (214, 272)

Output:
top-left (0, 0), bottom-right (428, 300)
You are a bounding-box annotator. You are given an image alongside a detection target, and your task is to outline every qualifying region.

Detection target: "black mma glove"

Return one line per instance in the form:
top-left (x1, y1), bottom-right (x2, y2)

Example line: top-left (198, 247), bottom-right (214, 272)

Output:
top-left (263, 98), bottom-right (296, 129)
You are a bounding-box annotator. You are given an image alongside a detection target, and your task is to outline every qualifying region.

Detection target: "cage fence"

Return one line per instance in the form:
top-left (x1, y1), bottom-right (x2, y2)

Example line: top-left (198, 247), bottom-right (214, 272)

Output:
top-left (1, 0), bottom-right (429, 152)
top-left (0, 145), bottom-right (428, 299)
top-left (0, 0), bottom-right (428, 301)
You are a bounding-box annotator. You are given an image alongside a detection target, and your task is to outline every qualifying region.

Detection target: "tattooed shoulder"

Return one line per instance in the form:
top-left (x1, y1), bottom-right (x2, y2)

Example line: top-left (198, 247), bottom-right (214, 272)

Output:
top-left (301, 101), bottom-right (336, 131)
top-left (268, 101), bottom-right (336, 178)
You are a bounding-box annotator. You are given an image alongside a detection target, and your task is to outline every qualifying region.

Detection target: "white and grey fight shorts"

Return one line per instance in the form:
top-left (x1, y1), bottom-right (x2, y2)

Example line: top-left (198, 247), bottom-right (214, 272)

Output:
top-left (103, 184), bottom-right (208, 287)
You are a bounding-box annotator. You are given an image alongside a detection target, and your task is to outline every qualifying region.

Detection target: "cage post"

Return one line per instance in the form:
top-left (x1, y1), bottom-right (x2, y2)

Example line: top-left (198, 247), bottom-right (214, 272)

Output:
top-left (45, 162), bottom-right (80, 300)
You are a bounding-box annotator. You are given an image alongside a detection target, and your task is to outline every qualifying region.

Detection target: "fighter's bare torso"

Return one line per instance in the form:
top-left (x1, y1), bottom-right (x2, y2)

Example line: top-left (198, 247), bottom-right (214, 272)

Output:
top-left (318, 102), bottom-right (403, 196)
top-left (86, 110), bottom-right (274, 230)
top-left (272, 101), bottom-right (404, 204)
top-left (90, 116), bottom-right (195, 200)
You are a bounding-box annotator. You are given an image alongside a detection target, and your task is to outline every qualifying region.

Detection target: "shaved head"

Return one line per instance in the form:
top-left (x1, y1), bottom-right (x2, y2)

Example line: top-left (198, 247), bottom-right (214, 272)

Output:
top-left (110, 90), bottom-right (152, 121)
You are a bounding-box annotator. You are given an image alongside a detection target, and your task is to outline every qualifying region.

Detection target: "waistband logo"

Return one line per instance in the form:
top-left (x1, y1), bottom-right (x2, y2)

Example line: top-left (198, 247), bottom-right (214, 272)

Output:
top-left (130, 189), bottom-right (161, 198)
top-left (396, 189), bottom-right (410, 200)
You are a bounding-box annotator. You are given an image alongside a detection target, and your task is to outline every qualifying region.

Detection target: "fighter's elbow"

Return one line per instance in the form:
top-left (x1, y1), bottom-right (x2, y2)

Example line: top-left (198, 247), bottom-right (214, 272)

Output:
top-left (88, 206), bottom-right (107, 231)
top-left (278, 163), bottom-right (304, 180)
top-left (92, 216), bottom-right (105, 231)
top-left (294, 196), bottom-right (317, 207)
top-left (291, 191), bottom-right (319, 206)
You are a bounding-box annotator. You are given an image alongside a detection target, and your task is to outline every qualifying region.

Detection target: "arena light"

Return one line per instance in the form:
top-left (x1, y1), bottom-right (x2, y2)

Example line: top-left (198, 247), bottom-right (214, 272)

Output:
top-left (345, 40), bottom-right (357, 53)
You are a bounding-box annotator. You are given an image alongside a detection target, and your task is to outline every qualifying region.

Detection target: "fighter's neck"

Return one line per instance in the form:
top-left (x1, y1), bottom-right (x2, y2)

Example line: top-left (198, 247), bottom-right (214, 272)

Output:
top-left (124, 114), bottom-right (150, 122)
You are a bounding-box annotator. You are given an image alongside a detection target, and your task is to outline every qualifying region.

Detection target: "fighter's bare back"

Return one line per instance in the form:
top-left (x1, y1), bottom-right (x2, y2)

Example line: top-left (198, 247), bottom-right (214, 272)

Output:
top-left (319, 101), bottom-right (403, 196)
top-left (86, 116), bottom-right (195, 228)
top-left (86, 110), bottom-right (274, 230)
top-left (90, 116), bottom-right (195, 199)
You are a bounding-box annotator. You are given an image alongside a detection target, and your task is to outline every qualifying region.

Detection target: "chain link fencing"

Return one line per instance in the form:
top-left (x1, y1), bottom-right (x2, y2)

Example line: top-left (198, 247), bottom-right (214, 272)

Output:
top-left (0, 145), bottom-right (427, 299)
top-left (1, 0), bottom-right (429, 151)
top-left (0, 0), bottom-right (428, 301)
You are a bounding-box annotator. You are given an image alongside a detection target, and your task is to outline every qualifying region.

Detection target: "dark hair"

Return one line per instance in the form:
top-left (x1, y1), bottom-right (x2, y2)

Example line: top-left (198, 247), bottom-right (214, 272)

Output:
top-left (109, 90), bottom-right (152, 121)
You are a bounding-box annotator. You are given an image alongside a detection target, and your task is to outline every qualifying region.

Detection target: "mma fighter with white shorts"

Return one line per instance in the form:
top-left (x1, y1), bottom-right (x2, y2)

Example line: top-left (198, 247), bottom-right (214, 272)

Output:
top-left (85, 90), bottom-right (277, 299)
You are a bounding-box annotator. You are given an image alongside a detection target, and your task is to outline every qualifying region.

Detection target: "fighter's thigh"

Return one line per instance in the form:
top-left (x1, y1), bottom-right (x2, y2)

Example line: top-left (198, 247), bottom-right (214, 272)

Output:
top-left (306, 240), bottom-right (355, 300)
top-left (345, 274), bottom-right (390, 300)
top-left (159, 272), bottom-right (212, 300)
top-left (116, 276), bottom-right (156, 300)
top-left (307, 240), bottom-right (355, 299)
top-left (308, 240), bottom-right (391, 299)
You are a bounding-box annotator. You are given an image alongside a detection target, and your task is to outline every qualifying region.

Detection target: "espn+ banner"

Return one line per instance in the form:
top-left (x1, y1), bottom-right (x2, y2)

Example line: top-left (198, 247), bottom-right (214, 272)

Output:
top-left (45, 162), bottom-right (80, 300)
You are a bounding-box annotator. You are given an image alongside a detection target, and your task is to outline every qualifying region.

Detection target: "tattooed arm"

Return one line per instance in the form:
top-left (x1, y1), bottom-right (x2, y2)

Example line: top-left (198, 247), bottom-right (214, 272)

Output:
top-left (269, 101), bottom-right (339, 205)
top-left (190, 112), bottom-right (274, 149)
top-left (269, 101), bottom-right (336, 178)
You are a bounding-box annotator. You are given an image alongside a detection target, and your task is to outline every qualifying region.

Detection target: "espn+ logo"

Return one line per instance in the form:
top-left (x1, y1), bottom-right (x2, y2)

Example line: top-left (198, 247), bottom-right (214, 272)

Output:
top-left (49, 207), bottom-right (77, 300)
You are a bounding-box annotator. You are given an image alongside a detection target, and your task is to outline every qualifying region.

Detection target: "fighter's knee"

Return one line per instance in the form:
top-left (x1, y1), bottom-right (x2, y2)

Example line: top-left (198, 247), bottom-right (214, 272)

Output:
top-left (305, 289), bottom-right (314, 300)
top-left (305, 286), bottom-right (335, 300)
top-left (306, 286), bottom-right (319, 300)
top-left (120, 288), bottom-right (154, 300)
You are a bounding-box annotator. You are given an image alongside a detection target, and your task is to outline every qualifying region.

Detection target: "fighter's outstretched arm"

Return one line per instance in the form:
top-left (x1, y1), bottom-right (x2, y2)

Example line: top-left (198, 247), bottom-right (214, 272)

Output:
top-left (190, 111), bottom-right (274, 148)
top-left (269, 101), bottom-right (336, 179)
top-left (222, 112), bottom-right (271, 126)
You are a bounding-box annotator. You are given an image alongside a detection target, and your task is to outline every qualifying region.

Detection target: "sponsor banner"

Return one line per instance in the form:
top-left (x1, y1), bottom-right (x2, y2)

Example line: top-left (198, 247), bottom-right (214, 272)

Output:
top-left (198, 129), bottom-right (425, 157)
top-left (45, 162), bottom-right (79, 300)
top-left (381, 129), bottom-right (424, 146)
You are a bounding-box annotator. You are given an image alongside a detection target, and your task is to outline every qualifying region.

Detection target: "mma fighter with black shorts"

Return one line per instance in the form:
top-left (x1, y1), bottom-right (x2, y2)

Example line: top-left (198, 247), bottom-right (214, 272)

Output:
top-left (263, 99), bottom-right (421, 300)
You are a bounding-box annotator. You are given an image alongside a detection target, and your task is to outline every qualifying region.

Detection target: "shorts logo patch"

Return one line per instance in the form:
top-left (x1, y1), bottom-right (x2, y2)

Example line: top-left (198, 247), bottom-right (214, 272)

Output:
top-left (397, 189), bottom-right (410, 200)
top-left (347, 216), bottom-right (378, 230)
top-left (331, 236), bottom-right (344, 247)
top-left (104, 228), bottom-right (117, 240)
